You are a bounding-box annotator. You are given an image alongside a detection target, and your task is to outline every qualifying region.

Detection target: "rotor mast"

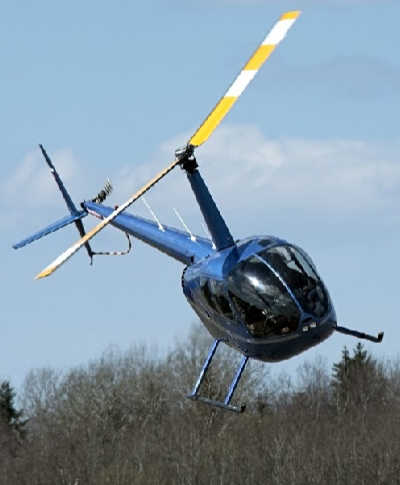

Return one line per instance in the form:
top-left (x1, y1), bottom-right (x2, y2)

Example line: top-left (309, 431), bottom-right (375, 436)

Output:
top-left (177, 145), bottom-right (234, 251)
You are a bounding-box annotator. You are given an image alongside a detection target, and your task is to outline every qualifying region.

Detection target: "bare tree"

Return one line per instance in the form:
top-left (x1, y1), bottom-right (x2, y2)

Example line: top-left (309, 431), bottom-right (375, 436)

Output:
top-left (2, 329), bottom-right (400, 485)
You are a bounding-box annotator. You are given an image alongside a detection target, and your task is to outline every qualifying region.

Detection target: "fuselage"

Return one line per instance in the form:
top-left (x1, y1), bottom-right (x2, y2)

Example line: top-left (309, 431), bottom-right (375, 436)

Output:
top-left (85, 201), bottom-right (336, 363)
top-left (182, 236), bottom-right (336, 362)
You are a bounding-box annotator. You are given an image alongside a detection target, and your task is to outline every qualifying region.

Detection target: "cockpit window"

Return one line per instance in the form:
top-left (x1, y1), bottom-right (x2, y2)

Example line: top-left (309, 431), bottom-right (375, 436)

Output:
top-left (227, 256), bottom-right (299, 337)
top-left (260, 245), bottom-right (329, 318)
top-left (199, 278), bottom-right (233, 319)
top-left (209, 279), bottom-right (234, 319)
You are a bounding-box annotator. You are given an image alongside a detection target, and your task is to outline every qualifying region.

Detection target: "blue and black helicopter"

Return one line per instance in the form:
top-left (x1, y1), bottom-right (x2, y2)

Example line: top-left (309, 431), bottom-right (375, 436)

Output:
top-left (14, 11), bottom-right (383, 412)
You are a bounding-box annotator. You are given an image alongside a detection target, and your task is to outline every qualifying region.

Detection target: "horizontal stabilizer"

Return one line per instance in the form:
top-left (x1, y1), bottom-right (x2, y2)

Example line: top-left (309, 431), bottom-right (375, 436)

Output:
top-left (13, 210), bottom-right (87, 250)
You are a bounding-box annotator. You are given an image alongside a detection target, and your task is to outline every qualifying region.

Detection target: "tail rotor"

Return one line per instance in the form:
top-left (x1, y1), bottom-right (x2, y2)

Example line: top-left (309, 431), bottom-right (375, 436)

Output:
top-left (91, 179), bottom-right (113, 204)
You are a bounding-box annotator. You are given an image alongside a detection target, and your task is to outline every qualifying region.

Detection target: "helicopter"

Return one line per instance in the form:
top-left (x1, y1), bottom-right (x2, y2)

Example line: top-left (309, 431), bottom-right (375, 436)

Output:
top-left (13, 10), bottom-right (383, 413)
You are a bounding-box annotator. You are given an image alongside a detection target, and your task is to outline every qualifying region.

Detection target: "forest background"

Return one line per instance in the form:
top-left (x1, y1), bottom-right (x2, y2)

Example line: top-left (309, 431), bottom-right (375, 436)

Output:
top-left (1, 324), bottom-right (399, 485)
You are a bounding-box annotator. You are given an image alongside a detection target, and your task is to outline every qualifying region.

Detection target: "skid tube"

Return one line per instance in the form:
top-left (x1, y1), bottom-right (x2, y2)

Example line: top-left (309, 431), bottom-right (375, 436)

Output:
top-left (187, 340), bottom-right (248, 413)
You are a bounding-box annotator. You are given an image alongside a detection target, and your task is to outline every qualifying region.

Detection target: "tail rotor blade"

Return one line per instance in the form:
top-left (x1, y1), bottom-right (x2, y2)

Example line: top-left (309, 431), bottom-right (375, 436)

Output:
top-left (35, 158), bottom-right (180, 279)
top-left (189, 10), bottom-right (301, 148)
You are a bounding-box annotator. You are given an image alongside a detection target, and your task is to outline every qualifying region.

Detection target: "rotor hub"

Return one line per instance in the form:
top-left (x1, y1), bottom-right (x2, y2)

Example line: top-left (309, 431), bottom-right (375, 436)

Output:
top-left (175, 144), bottom-right (198, 173)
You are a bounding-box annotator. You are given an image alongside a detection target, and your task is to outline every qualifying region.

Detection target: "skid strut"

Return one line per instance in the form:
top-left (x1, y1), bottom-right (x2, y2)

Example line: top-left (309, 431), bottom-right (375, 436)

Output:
top-left (187, 339), bottom-right (249, 413)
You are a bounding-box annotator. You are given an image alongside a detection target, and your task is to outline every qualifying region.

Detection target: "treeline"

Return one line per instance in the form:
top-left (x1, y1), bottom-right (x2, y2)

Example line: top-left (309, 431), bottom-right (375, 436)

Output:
top-left (1, 324), bottom-right (400, 485)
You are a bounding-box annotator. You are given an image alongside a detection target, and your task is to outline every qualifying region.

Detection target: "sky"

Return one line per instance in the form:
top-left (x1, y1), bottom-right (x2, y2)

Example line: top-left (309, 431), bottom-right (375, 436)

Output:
top-left (1, 0), bottom-right (399, 390)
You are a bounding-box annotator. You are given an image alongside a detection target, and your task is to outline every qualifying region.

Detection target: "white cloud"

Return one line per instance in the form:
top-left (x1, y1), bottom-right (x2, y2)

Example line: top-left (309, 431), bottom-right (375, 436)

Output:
top-left (5, 127), bottom-right (399, 239)
top-left (112, 124), bottom-right (400, 225)
top-left (3, 148), bottom-right (80, 209)
top-left (1, 147), bottom-right (83, 230)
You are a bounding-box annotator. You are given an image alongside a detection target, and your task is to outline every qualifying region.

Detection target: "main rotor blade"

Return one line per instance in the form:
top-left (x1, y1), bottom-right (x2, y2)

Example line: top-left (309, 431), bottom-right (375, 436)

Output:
top-left (189, 10), bottom-right (301, 148)
top-left (35, 158), bottom-right (180, 279)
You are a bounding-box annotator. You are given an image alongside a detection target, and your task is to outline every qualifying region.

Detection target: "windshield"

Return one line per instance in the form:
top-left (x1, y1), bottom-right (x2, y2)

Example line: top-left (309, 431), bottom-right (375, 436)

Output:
top-left (259, 245), bottom-right (329, 318)
top-left (227, 256), bottom-right (300, 337)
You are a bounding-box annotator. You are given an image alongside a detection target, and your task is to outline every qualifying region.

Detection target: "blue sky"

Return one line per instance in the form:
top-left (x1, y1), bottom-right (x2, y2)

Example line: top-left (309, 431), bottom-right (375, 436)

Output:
top-left (1, 0), bottom-right (399, 389)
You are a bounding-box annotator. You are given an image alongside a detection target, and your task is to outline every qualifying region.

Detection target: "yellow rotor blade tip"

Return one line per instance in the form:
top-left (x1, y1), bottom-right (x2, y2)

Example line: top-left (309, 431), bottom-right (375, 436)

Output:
top-left (188, 10), bottom-right (301, 148)
top-left (281, 11), bottom-right (301, 20)
top-left (35, 268), bottom-right (52, 280)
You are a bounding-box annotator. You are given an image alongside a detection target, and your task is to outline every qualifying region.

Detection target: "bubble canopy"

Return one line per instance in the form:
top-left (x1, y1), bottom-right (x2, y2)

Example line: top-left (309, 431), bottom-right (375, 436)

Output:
top-left (227, 245), bottom-right (330, 338)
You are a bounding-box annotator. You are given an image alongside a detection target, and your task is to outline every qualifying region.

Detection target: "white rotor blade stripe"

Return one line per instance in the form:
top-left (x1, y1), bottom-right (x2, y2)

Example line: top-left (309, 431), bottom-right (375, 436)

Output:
top-left (35, 159), bottom-right (180, 279)
top-left (263, 18), bottom-right (298, 45)
top-left (225, 70), bottom-right (257, 98)
top-left (189, 10), bottom-right (301, 148)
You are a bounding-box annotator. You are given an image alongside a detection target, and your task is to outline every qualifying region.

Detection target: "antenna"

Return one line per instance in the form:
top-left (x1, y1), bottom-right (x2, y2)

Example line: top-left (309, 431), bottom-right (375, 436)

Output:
top-left (173, 208), bottom-right (196, 242)
top-left (142, 197), bottom-right (165, 231)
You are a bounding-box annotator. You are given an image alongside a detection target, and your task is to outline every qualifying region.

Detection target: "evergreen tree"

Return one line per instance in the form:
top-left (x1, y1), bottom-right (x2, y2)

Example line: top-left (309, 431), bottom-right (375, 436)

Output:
top-left (0, 380), bottom-right (26, 440)
top-left (331, 343), bottom-right (386, 412)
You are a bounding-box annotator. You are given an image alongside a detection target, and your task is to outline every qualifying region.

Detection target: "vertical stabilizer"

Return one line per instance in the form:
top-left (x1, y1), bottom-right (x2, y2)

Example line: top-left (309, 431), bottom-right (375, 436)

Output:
top-left (13, 146), bottom-right (94, 261)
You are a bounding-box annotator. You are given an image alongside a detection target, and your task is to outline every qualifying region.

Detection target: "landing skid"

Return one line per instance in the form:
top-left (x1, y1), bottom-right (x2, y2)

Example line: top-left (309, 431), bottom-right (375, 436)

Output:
top-left (187, 340), bottom-right (248, 413)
